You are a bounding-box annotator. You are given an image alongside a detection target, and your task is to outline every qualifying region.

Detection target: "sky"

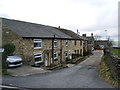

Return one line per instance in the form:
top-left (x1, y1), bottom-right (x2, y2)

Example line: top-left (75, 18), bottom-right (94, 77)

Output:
top-left (0, 0), bottom-right (119, 41)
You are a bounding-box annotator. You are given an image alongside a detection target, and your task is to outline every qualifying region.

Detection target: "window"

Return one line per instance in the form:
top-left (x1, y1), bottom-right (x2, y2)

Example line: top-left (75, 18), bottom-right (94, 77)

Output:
top-left (66, 40), bottom-right (68, 46)
top-left (74, 50), bottom-right (76, 54)
top-left (83, 42), bottom-right (85, 46)
top-left (34, 53), bottom-right (42, 64)
top-left (77, 50), bottom-right (79, 54)
top-left (65, 51), bottom-right (68, 57)
top-left (74, 40), bottom-right (76, 45)
top-left (54, 51), bottom-right (57, 58)
top-left (34, 39), bottom-right (42, 49)
top-left (54, 40), bottom-right (57, 47)
top-left (80, 40), bottom-right (82, 46)
top-left (80, 49), bottom-right (82, 54)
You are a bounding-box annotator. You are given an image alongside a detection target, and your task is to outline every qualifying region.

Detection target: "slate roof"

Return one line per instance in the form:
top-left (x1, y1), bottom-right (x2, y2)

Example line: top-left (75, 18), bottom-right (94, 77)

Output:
top-left (56, 28), bottom-right (88, 40)
top-left (87, 36), bottom-right (92, 41)
top-left (2, 18), bottom-right (85, 40)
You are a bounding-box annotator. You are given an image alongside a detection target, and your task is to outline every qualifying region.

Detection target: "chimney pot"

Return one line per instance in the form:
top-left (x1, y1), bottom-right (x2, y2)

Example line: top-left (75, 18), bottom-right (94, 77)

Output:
top-left (91, 33), bottom-right (93, 36)
top-left (82, 34), bottom-right (86, 37)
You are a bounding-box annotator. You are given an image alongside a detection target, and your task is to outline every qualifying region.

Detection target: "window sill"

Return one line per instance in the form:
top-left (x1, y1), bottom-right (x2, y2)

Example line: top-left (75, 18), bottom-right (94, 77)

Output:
top-left (54, 57), bottom-right (58, 59)
top-left (34, 47), bottom-right (42, 49)
top-left (35, 61), bottom-right (43, 64)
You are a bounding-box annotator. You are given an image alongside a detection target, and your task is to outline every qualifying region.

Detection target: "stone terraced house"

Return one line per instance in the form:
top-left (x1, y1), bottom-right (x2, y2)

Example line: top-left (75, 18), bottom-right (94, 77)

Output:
top-left (1, 17), bottom-right (88, 67)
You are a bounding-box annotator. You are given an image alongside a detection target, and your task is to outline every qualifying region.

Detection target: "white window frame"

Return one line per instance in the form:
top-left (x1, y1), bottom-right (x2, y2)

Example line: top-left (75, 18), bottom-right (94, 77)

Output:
top-left (66, 40), bottom-right (68, 46)
top-left (34, 53), bottom-right (42, 64)
top-left (34, 39), bottom-right (42, 49)
top-left (54, 40), bottom-right (57, 47)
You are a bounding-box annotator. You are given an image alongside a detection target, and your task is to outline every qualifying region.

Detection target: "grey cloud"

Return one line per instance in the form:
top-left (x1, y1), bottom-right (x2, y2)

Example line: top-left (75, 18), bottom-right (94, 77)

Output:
top-left (0, 13), bottom-right (11, 18)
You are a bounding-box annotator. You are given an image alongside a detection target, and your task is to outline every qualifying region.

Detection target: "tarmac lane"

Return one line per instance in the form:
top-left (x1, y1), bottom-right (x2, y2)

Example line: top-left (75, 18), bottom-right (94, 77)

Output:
top-left (2, 50), bottom-right (115, 88)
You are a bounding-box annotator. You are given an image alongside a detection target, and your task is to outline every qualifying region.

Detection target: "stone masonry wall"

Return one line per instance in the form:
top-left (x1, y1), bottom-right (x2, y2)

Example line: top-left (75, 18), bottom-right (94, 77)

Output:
top-left (2, 24), bottom-right (85, 66)
top-left (2, 25), bottom-right (34, 65)
top-left (104, 49), bottom-right (120, 81)
top-left (62, 40), bottom-right (83, 61)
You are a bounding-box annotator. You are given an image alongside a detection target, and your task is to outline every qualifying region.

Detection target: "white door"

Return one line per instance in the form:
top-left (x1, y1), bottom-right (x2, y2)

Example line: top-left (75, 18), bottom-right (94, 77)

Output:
top-left (45, 54), bottom-right (48, 66)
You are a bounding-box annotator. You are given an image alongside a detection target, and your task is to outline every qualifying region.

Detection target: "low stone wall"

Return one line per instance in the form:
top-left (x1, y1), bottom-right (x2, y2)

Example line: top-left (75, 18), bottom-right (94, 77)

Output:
top-left (104, 48), bottom-right (120, 83)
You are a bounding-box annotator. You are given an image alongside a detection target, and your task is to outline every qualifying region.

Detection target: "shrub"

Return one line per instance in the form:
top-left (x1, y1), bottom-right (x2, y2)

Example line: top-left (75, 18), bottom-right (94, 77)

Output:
top-left (3, 43), bottom-right (15, 56)
top-left (2, 43), bottom-right (15, 74)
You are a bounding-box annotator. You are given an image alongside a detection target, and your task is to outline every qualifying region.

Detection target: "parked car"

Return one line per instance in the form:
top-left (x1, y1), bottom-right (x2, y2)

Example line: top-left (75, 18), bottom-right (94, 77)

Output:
top-left (0, 48), bottom-right (4, 52)
top-left (6, 56), bottom-right (23, 67)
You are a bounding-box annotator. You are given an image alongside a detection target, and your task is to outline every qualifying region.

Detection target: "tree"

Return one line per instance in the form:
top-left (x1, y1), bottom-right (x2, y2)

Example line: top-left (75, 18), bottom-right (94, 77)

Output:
top-left (94, 35), bottom-right (102, 40)
top-left (107, 36), bottom-right (113, 47)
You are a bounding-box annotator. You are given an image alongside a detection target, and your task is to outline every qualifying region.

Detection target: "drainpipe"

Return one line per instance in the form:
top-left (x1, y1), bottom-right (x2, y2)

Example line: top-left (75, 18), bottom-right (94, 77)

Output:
top-left (60, 39), bottom-right (62, 64)
top-left (52, 35), bottom-right (55, 64)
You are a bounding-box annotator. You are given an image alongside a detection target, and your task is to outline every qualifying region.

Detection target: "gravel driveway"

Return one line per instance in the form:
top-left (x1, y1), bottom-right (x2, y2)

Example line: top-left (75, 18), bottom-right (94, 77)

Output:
top-left (2, 50), bottom-right (114, 88)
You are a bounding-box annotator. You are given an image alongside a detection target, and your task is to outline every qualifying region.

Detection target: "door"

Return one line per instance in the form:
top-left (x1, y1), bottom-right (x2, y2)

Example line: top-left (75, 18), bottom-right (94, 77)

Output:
top-left (45, 53), bottom-right (49, 66)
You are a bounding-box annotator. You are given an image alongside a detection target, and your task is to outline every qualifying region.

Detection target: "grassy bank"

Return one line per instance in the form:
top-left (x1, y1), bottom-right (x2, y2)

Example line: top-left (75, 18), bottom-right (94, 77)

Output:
top-left (111, 49), bottom-right (120, 57)
top-left (99, 55), bottom-right (120, 88)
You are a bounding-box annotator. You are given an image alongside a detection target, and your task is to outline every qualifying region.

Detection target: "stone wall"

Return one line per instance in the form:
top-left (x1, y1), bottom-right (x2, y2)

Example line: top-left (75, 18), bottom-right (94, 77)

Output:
top-left (2, 24), bottom-right (85, 67)
top-left (2, 25), bottom-right (24, 56)
top-left (104, 48), bottom-right (120, 81)
top-left (2, 25), bottom-right (34, 65)
top-left (62, 40), bottom-right (83, 61)
top-left (84, 40), bottom-right (88, 52)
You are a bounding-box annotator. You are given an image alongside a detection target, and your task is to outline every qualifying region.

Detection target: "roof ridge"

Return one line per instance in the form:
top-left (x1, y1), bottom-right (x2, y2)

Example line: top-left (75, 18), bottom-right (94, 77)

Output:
top-left (2, 17), bottom-right (86, 40)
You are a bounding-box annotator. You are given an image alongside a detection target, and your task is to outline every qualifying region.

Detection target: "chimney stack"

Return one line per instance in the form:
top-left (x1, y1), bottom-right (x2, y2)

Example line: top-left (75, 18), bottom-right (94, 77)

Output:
top-left (77, 29), bottom-right (78, 33)
top-left (91, 33), bottom-right (93, 36)
top-left (82, 34), bottom-right (86, 37)
top-left (77, 29), bottom-right (80, 35)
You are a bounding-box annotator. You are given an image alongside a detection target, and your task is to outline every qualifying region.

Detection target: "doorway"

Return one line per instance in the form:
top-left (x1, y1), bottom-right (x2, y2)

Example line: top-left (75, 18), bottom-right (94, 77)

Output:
top-left (45, 53), bottom-right (49, 66)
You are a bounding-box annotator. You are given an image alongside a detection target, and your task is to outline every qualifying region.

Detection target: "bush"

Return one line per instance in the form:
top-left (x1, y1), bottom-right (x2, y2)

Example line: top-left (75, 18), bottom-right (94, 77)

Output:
top-left (2, 43), bottom-right (15, 74)
top-left (3, 43), bottom-right (15, 56)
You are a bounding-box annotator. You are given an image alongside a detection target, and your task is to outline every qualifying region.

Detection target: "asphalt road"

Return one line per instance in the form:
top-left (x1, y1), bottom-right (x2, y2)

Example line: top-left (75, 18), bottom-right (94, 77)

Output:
top-left (2, 50), bottom-right (114, 88)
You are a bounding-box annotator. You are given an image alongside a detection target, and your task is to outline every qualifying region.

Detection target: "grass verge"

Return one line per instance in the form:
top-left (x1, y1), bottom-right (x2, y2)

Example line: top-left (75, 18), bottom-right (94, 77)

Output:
top-left (99, 55), bottom-right (120, 88)
top-left (111, 49), bottom-right (120, 57)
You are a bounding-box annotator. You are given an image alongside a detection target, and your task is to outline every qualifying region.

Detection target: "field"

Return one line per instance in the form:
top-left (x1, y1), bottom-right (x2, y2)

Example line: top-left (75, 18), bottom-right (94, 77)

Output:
top-left (111, 48), bottom-right (120, 57)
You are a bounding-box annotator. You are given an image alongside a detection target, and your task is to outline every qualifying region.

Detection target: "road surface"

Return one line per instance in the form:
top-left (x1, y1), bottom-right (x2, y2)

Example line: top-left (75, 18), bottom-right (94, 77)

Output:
top-left (2, 50), bottom-right (114, 88)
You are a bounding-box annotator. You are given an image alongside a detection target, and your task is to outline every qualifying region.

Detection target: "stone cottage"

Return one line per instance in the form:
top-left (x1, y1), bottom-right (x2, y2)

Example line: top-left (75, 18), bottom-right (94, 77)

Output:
top-left (95, 40), bottom-right (109, 49)
top-left (82, 33), bottom-right (95, 51)
top-left (1, 17), bottom-right (88, 66)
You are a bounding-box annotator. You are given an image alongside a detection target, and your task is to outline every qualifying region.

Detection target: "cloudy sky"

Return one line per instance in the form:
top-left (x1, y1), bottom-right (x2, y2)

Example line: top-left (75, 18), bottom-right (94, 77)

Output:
top-left (0, 0), bottom-right (119, 41)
